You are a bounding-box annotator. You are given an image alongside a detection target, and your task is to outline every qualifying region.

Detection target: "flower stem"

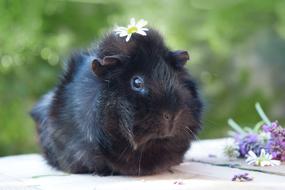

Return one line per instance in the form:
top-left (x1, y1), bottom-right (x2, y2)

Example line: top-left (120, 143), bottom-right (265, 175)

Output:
top-left (255, 103), bottom-right (271, 125)
top-left (228, 118), bottom-right (245, 134)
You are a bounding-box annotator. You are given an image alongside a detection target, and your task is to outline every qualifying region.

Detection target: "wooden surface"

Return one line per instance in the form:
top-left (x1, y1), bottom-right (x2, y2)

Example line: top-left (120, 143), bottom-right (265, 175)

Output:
top-left (0, 138), bottom-right (284, 190)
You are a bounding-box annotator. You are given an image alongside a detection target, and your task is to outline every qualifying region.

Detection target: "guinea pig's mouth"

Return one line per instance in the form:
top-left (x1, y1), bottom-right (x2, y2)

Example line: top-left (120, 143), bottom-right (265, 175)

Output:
top-left (158, 113), bottom-right (178, 138)
top-left (156, 124), bottom-right (176, 139)
top-left (133, 125), bottom-right (176, 148)
top-left (131, 111), bottom-right (183, 149)
top-left (132, 133), bottom-right (174, 150)
top-left (157, 131), bottom-right (175, 139)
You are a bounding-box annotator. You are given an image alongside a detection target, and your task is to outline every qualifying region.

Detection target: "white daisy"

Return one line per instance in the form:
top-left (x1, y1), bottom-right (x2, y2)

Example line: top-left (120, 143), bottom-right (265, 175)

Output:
top-left (246, 149), bottom-right (281, 167)
top-left (114, 18), bottom-right (149, 42)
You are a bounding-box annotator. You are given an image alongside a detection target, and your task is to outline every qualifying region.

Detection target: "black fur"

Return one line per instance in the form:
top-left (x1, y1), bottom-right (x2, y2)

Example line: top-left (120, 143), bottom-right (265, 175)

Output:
top-left (31, 29), bottom-right (203, 176)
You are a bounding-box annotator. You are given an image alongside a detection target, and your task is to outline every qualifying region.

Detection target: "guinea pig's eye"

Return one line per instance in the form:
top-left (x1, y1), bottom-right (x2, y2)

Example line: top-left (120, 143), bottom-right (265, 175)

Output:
top-left (131, 76), bottom-right (145, 92)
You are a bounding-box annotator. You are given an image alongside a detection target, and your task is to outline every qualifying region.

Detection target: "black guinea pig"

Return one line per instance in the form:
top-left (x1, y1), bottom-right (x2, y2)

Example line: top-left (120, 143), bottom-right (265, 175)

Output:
top-left (31, 28), bottom-right (203, 176)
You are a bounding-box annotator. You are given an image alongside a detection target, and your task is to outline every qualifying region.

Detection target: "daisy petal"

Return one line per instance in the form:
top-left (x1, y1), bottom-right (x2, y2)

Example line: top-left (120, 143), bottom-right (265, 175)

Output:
top-left (260, 149), bottom-right (266, 156)
top-left (117, 26), bottom-right (127, 30)
top-left (119, 32), bottom-right (128, 37)
top-left (136, 30), bottom-right (147, 36)
top-left (247, 151), bottom-right (257, 158)
top-left (246, 160), bottom-right (255, 165)
top-left (114, 27), bottom-right (127, 32)
top-left (246, 158), bottom-right (255, 163)
top-left (141, 27), bottom-right (149, 31)
top-left (137, 19), bottom-right (148, 28)
top-left (126, 34), bottom-right (132, 42)
top-left (130, 18), bottom-right (136, 25)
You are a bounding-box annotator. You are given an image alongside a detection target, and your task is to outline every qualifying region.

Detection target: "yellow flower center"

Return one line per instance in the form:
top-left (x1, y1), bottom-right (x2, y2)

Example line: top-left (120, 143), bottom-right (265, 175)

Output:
top-left (127, 26), bottom-right (138, 34)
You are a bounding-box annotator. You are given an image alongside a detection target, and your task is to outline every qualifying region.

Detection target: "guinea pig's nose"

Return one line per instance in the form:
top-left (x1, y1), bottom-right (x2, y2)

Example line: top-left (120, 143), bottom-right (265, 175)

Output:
top-left (163, 113), bottom-right (171, 121)
top-left (161, 112), bottom-right (175, 137)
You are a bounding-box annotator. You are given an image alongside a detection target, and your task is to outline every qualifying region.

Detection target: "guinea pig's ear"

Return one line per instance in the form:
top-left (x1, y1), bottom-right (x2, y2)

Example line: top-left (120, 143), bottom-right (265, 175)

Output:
top-left (91, 54), bottom-right (128, 77)
top-left (170, 50), bottom-right (190, 67)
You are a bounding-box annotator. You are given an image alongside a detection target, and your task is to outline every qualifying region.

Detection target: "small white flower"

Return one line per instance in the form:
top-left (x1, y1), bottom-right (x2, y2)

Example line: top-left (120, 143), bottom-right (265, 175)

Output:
top-left (246, 149), bottom-right (281, 167)
top-left (114, 18), bottom-right (149, 42)
top-left (224, 141), bottom-right (240, 159)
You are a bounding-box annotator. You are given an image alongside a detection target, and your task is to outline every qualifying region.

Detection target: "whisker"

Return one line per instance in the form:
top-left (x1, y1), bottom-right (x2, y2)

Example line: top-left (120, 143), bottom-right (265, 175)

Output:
top-left (138, 148), bottom-right (144, 176)
top-left (184, 127), bottom-right (200, 141)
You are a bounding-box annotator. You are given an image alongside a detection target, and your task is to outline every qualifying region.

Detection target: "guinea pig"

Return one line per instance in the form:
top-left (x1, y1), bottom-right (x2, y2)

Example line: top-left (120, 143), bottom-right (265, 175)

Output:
top-left (31, 28), bottom-right (203, 176)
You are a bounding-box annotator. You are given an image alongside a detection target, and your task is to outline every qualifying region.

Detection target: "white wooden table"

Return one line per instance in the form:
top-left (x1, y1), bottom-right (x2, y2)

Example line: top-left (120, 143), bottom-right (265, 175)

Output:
top-left (0, 139), bottom-right (284, 190)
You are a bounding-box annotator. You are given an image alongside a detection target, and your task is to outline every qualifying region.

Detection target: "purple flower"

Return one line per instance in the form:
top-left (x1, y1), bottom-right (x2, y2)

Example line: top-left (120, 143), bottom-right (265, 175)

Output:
top-left (232, 173), bottom-right (253, 182)
top-left (262, 125), bottom-right (271, 133)
top-left (237, 133), bottom-right (265, 157)
top-left (263, 121), bottom-right (285, 161)
top-left (262, 121), bottom-right (279, 132)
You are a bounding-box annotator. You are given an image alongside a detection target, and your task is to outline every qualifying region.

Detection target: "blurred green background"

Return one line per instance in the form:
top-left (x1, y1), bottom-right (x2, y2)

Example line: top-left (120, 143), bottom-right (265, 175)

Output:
top-left (0, 0), bottom-right (285, 156)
